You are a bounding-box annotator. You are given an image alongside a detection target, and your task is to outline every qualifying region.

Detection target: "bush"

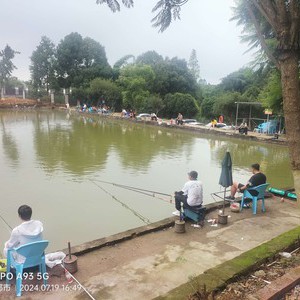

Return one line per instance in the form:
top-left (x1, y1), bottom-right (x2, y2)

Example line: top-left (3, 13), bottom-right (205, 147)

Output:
top-left (162, 93), bottom-right (199, 118)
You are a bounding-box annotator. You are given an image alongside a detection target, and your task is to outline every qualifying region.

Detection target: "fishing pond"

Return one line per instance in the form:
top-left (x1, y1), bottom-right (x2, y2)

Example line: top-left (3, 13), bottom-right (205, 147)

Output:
top-left (0, 110), bottom-right (293, 251)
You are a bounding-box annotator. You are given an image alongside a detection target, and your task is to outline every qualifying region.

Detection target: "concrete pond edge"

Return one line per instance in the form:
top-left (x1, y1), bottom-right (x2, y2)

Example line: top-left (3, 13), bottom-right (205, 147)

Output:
top-left (63, 201), bottom-right (224, 256)
top-left (154, 226), bottom-right (300, 300)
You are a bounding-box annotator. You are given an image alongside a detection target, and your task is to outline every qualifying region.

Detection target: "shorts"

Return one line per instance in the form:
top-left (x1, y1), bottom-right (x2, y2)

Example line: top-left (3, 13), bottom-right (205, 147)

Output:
top-left (239, 183), bottom-right (259, 196)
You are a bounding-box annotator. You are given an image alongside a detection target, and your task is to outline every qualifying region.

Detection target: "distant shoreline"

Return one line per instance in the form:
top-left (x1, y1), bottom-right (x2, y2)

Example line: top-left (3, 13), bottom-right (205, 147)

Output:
top-left (0, 99), bottom-right (287, 146)
top-left (72, 109), bottom-right (288, 147)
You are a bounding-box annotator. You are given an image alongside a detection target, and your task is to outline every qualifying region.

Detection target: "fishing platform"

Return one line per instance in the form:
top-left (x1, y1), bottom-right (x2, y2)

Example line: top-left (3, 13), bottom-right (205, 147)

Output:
top-left (1, 195), bottom-right (298, 300)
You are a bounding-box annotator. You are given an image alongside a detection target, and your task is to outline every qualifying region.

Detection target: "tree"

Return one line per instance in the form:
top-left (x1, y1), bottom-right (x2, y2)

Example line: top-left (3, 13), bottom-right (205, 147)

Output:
top-left (0, 45), bottom-right (19, 99)
top-left (221, 68), bottom-right (254, 93)
top-left (213, 91), bottom-right (244, 122)
top-left (136, 51), bottom-right (164, 65)
top-left (151, 57), bottom-right (198, 97)
top-left (162, 92), bottom-right (199, 118)
top-left (56, 32), bottom-right (84, 88)
top-left (232, 1), bottom-right (300, 205)
top-left (88, 78), bottom-right (122, 110)
top-left (258, 70), bottom-right (282, 113)
top-left (188, 49), bottom-right (200, 83)
top-left (118, 64), bottom-right (155, 111)
top-left (30, 36), bottom-right (56, 92)
top-left (97, 0), bottom-right (300, 206)
top-left (80, 37), bottom-right (112, 81)
top-left (112, 54), bottom-right (135, 79)
top-left (56, 32), bottom-right (111, 88)
top-left (145, 94), bottom-right (164, 115)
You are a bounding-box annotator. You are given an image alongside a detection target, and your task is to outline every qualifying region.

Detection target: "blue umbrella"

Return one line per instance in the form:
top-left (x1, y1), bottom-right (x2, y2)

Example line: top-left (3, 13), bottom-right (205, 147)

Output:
top-left (219, 151), bottom-right (233, 214)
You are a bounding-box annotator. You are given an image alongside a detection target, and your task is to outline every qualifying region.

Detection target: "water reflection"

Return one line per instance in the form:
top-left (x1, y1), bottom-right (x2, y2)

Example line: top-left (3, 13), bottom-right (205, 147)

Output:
top-left (34, 114), bottom-right (110, 175)
top-left (0, 114), bottom-right (19, 167)
top-left (33, 113), bottom-right (195, 175)
top-left (209, 137), bottom-right (293, 186)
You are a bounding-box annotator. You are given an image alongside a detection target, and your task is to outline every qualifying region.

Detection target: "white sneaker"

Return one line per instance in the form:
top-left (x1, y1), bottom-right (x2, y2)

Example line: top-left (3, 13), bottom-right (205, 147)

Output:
top-left (172, 211), bottom-right (180, 216)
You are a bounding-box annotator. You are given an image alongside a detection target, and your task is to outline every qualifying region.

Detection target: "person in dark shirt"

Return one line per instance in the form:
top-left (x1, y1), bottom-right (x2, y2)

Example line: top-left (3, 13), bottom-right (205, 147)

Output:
top-left (226, 163), bottom-right (266, 200)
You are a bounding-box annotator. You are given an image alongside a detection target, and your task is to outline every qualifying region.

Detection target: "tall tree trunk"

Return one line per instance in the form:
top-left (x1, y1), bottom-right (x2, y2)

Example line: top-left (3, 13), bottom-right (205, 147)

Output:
top-left (279, 50), bottom-right (300, 207)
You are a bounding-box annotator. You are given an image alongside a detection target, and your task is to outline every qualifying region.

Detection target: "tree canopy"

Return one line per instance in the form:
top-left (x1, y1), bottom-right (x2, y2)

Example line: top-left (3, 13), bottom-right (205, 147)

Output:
top-left (30, 36), bottom-right (56, 92)
top-left (0, 45), bottom-right (19, 98)
top-left (56, 32), bottom-right (111, 88)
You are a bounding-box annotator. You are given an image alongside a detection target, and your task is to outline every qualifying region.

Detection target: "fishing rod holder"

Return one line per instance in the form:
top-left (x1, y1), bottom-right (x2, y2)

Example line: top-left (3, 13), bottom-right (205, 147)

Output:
top-left (174, 220), bottom-right (186, 233)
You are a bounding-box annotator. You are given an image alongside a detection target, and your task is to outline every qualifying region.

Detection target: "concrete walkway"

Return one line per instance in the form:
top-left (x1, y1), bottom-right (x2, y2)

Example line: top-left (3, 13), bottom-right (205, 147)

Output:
top-left (2, 197), bottom-right (299, 300)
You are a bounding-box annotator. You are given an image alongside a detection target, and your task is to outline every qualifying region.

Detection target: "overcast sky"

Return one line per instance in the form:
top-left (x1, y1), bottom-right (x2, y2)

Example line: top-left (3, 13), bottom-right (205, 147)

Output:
top-left (1, 0), bottom-right (254, 84)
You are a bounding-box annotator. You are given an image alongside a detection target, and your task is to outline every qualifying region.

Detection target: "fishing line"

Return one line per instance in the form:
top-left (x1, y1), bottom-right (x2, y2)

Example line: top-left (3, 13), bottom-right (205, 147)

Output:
top-left (210, 192), bottom-right (223, 202)
top-left (93, 179), bottom-right (172, 197)
top-left (60, 264), bottom-right (96, 300)
top-left (89, 179), bottom-right (151, 225)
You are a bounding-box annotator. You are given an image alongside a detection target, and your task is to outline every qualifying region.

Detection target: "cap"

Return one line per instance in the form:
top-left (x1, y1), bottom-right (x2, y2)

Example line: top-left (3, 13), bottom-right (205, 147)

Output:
top-left (188, 171), bottom-right (198, 179)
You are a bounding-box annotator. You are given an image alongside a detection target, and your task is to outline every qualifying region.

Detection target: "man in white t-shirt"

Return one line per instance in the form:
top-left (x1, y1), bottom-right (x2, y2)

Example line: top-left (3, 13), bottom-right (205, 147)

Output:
top-left (173, 171), bottom-right (203, 216)
top-left (3, 205), bottom-right (44, 259)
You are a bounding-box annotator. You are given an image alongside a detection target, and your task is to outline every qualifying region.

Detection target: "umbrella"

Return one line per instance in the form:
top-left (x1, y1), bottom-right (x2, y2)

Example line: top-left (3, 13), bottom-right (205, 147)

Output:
top-left (219, 151), bottom-right (233, 214)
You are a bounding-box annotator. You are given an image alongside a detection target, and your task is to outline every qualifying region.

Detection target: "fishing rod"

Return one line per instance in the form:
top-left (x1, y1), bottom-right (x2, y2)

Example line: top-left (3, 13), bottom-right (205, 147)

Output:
top-left (89, 179), bottom-right (151, 225)
top-left (0, 214), bottom-right (13, 257)
top-left (0, 214), bottom-right (13, 231)
top-left (93, 179), bottom-right (172, 198)
top-left (123, 186), bottom-right (173, 204)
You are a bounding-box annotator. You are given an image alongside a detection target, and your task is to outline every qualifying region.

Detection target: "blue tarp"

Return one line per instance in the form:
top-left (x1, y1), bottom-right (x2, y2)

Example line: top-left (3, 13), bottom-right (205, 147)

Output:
top-left (257, 120), bottom-right (278, 134)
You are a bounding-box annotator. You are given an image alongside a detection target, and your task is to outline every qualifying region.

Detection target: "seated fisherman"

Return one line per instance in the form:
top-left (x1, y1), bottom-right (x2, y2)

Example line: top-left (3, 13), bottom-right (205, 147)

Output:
top-left (173, 171), bottom-right (203, 216)
top-left (238, 121), bottom-right (248, 135)
top-left (3, 205), bottom-right (44, 258)
top-left (226, 163), bottom-right (266, 201)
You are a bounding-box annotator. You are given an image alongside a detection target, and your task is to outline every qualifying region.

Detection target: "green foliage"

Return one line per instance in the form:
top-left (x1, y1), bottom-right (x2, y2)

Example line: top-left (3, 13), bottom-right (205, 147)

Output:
top-left (56, 32), bottom-right (111, 88)
top-left (188, 49), bottom-right (200, 83)
top-left (0, 45), bottom-right (19, 89)
top-left (200, 85), bottom-right (221, 120)
top-left (151, 57), bottom-right (198, 97)
top-left (30, 36), bottom-right (56, 92)
top-left (136, 51), bottom-right (164, 65)
top-left (162, 92), bottom-right (199, 118)
top-left (200, 68), bottom-right (270, 122)
top-left (97, 0), bottom-right (190, 32)
top-left (71, 78), bottom-right (122, 110)
top-left (4, 77), bottom-right (25, 96)
top-left (112, 54), bottom-right (135, 79)
top-left (88, 78), bottom-right (122, 110)
top-left (221, 68), bottom-right (255, 93)
top-left (118, 64), bottom-right (155, 111)
top-left (258, 70), bottom-right (282, 113)
top-left (231, 0), bottom-right (277, 69)
top-left (29, 33), bottom-right (200, 111)
top-left (144, 94), bottom-right (164, 115)
top-left (213, 91), bottom-right (244, 122)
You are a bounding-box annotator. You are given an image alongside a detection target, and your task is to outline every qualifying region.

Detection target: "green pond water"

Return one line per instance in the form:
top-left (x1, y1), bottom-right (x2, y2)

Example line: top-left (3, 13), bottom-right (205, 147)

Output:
top-left (0, 110), bottom-right (293, 251)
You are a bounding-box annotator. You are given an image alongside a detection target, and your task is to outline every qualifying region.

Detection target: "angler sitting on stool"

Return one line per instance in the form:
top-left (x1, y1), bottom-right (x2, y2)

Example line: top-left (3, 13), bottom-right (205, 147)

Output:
top-left (173, 171), bottom-right (203, 217)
